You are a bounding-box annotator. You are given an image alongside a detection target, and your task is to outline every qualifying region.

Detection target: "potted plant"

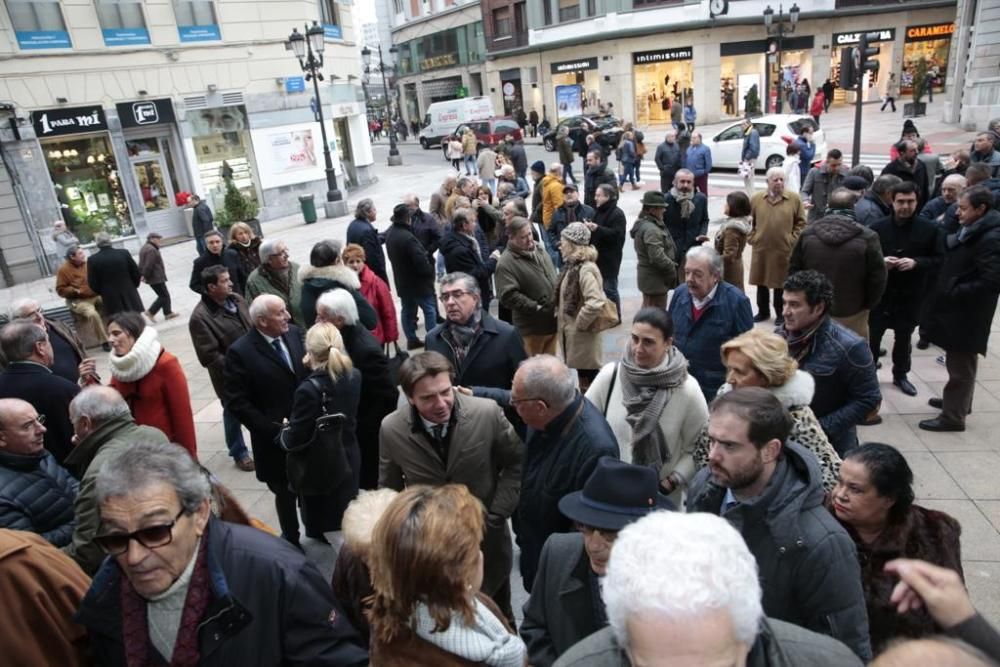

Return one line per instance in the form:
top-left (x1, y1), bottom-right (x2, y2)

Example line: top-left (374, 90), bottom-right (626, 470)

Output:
top-left (222, 180), bottom-right (262, 237)
top-left (904, 58), bottom-right (928, 118)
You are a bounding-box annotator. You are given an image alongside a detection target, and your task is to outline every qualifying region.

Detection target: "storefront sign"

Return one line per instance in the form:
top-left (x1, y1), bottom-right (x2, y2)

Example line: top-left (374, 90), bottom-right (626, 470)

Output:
top-left (632, 47), bottom-right (693, 65)
top-left (833, 28), bottom-right (895, 46)
top-left (116, 99), bottom-right (176, 129)
top-left (550, 58), bottom-right (598, 74)
top-left (32, 106), bottom-right (107, 138)
top-left (102, 27), bottom-right (151, 46)
top-left (285, 77), bottom-right (306, 94)
top-left (16, 30), bottom-right (72, 50)
top-left (905, 23), bottom-right (954, 42)
top-left (324, 24), bottom-right (343, 40)
top-left (178, 24), bottom-right (221, 42)
top-left (421, 53), bottom-right (458, 71)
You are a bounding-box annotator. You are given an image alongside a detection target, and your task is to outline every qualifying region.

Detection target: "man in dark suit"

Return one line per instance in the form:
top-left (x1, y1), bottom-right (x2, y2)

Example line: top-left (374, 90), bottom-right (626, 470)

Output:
top-left (86, 233), bottom-right (143, 317)
top-left (8, 298), bottom-right (92, 384)
top-left (224, 294), bottom-right (308, 546)
top-left (520, 458), bottom-right (673, 667)
top-left (315, 288), bottom-right (398, 491)
top-left (0, 322), bottom-right (80, 465)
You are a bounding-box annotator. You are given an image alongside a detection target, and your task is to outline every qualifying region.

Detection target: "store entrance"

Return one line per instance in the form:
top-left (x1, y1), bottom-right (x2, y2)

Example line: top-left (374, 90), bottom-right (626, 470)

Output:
top-left (126, 135), bottom-right (185, 238)
top-left (334, 118), bottom-right (356, 189)
top-left (633, 61), bottom-right (693, 126)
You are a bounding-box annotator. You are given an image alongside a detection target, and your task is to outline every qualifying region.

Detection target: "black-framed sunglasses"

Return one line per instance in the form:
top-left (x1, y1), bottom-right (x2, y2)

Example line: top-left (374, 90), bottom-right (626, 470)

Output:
top-left (95, 508), bottom-right (186, 555)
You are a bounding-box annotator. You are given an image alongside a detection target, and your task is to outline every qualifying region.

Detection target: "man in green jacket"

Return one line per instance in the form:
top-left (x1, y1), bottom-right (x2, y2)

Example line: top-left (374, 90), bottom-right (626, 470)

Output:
top-left (630, 191), bottom-right (677, 309)
top-left (495, 217), bottom-right (559, 356)
top-left (63, 386), bottom-right (169, 574)
top-left (245, 238), bottom-right (304, 326)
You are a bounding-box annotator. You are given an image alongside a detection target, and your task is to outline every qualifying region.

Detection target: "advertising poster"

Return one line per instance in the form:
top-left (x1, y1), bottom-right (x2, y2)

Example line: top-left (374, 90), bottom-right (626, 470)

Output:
top-left (269, 130), bottom-right (317, 174)
top-left (555, 85), bottom-right (583, 120)
top-left (250, 121), bottom-right (338, 190)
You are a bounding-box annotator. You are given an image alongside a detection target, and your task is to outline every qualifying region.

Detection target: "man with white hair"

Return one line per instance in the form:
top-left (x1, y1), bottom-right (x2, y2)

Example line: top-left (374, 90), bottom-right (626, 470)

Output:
top-left (62, 386), bottom-right (169, 574)
top-left (245, 238), bottom-right (304, 325)
top-left (922, 173), bottom-right (966, 223)
top-left (7, 297), bottom-right (89, 384)
top-left (499, 164), bottom-right (530, 200)
top-left (668, 246), bottom-right (753, 402)
top-left (317, 289), bottom-right (397, 490)
top-left (748, 167), bottom-right (806, 325)
top-left (512, 355), bottom-right (619, 592)
top-left (553, 511), bottom-right (863, 666)
top-left (224, 294), bottom-right (308, 546)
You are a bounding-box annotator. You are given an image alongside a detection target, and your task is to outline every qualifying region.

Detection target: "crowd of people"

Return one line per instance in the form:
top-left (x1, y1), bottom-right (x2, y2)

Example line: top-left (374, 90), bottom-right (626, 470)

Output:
top-left (0, 112), bottom-right (999, 666)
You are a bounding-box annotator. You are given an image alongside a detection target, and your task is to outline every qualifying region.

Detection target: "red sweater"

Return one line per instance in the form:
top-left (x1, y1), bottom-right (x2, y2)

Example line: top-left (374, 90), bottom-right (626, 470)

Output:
top-left (111, 349), bottom-right (198, 459)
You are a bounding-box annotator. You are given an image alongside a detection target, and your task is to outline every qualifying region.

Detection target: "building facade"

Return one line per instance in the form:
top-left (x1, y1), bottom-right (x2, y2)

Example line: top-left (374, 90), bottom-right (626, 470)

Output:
top-left (481, 0), bottom-right (957, 129)
top-left (943, 0), bottom-right (1000, 129)
top-left (0, 0), bottom-right (375, 285)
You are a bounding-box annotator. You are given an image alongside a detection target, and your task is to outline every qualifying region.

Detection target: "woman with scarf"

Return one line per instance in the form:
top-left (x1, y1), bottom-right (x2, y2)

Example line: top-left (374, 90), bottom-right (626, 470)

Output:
top-left (713, 191), bottom-right (752, 292)
top-left (224, 222), bottom-right (261, 296)
top-left (585, 307), bottom-right (707, 506)
top-left (554, 222), bottom-right (608, 393)
top-left (107, 311), bottom-right (197, 458)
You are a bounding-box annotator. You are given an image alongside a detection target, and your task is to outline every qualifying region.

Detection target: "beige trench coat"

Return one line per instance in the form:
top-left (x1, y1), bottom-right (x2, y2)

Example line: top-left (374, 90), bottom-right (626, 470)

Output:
top-left (748, 190), bottom-right (806, 288)
top-left (557, 247), bottom-right (605, 370)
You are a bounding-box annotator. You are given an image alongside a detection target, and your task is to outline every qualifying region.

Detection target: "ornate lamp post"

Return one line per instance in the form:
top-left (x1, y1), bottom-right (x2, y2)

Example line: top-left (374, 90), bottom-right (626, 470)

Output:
top-left (289, 22), bottom-right (346, 217)
top-left (763, 3), bottom-right (800, 114)
top-left (362, 44), bottom-right (402, 167)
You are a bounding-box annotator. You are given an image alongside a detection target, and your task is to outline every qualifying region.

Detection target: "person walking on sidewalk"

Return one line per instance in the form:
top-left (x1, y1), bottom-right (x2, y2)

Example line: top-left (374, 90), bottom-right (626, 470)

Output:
top-left (741, 118), bottom-right (761, 196)
top-left (881, 73), bottom-right (899, 112)
top-left (138, 232), bottom-right (177, 322)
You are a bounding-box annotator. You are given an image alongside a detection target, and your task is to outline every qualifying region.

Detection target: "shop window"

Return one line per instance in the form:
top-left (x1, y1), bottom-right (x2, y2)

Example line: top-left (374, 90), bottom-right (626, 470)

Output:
top-left (173, 0), bottom-right (216, 26)
top-left (319, 0), bottom-right (338, 26)
top-left (543, 0), bottom-right (553, 26)
top-left (558, 0), bottom-right (579, 22)
top-left (514, 2), bottom-right (526, 32)
top-left (392, 0), bottom-right (403, 13)
top-left (633, 0), bottom-right (683, 6)
top-left (586, 0), bottom-right (596, 16)
top-left (493, 6), bottom-right (512, 37)
top-left (7, 0), bottom-right (67, 32)
top-left (96, 0), bottom-right (146, 30)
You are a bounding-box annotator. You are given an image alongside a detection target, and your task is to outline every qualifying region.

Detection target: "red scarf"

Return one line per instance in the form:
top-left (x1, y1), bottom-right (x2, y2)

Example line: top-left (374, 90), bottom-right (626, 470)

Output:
top-left (120, 535), bottom-right (213, 667)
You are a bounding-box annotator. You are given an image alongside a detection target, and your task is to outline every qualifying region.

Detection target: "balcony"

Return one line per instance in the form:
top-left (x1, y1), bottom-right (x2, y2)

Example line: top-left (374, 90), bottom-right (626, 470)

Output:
top-left (486, 30), bottom-right (529, 52)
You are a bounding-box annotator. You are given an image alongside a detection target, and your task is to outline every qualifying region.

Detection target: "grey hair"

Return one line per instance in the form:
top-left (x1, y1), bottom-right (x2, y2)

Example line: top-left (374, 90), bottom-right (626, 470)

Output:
top-left (872, 174), bottom-right (903, 196)
top-left (508, 216), bottom-right (533, 236)
top-left (316, 288), bottom-right (358, 325)
top-left (403, 193), bottom-right (420, 207)
top-left (258, 237), bottom-right (283, 263)
top-left (503, 197), bottom-right (528, 218)
top-left (0, 321), bottom-right (46, 363)
top-left (10, 298), bottom-right (38, 320)
top-left (456, 176), bottom-right (475, 191)
top-left (497, 182), bottom-right (515, 199)
top-left (248, 294), bottom-right (283, 323)
top-left (354, 198), bottom-right (375, 220)
top-left (499, 164), bottom-right (514, 176)
top-left (69, 386), bottom-right (131, 424)
top-left (94, 232), bottom-right (112, 247)
top-left (766, 166), bottom-right (785, 180)
top-left (440, 271), bottom-right (480, 298)
top-left (517, 354), bottom-right (576, 410)
top-left (686, 246), bottom-right (723, 277)
top-left (95, 440), bottom-right (211, 514)
top-left (674, 168), bottom-right (694, 181)
top-left (942, 174), bottom-right (967, 190)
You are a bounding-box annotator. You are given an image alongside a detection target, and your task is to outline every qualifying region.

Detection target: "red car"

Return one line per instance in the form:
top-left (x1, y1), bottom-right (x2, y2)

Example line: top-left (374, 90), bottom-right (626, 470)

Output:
top-left (441, 117), bottom-right (523, 159)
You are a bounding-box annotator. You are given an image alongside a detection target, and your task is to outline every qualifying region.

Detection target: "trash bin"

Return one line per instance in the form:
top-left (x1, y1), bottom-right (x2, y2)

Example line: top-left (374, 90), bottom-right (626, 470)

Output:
top-left (299, 194), bottom-right (317, 224)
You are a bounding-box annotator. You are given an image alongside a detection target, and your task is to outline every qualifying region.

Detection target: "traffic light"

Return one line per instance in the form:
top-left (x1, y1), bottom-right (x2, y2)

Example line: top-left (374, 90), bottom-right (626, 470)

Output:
top-left (839, 47), bottom-right (856, 89)
top-left (859, 31), bottom-right (881, 77)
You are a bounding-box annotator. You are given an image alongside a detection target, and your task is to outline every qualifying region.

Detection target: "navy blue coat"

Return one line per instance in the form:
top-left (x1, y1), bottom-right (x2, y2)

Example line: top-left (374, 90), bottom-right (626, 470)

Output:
top-left (0, 449), bottom-right (77, 547)
top-left (440, 231), bottom-right (494, 301)
top-left (515, 394), bottom-right (619, 592)
top-left (0, 362), bottom-right (80, 464)
top-left (669, 282), bottom-right (754, 402)
top-left (346, 217), bottom-right (388, 285)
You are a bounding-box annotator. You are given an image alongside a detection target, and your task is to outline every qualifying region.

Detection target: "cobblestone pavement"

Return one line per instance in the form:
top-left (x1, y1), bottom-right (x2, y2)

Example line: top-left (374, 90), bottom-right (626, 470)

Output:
top-left (5, 98), bottom-right (998, 627)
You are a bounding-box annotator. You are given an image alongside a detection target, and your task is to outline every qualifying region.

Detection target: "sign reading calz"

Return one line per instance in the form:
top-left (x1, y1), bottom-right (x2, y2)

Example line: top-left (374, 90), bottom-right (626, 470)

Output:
top-left (833, 29), bottom-right (895, 46)
top-left (632, 47), bottom-right (693, 65)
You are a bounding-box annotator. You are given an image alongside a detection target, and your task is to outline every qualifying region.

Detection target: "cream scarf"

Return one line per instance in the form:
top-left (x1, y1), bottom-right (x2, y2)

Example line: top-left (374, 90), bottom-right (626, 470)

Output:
top-left (109, 326), bottom-right (162, 383)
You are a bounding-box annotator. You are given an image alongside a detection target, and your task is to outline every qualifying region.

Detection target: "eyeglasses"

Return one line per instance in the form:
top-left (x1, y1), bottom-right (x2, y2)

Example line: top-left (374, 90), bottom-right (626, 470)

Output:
top-left (440, 290), bottom-right (471, 303)
top-left (270, 249), bottom-right (290, 258)
top-left (17, 414), bottom-right (45, 430)
top-left (95, 508), bottom-right (186, 555)
top-left (510, 395), bottom-right (547, 407)
top-left (574, 522), bottom-right (618, 542)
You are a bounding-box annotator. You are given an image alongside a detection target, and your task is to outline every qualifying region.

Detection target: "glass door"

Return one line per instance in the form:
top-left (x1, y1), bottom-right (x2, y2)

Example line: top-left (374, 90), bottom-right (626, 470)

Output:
top-left (127, 135), bottom-right (185, 237)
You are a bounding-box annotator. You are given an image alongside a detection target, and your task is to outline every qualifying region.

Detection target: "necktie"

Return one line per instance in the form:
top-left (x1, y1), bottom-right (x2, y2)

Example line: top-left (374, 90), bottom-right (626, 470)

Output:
top-left (271, 339), bottom-right (291, 370)
top-left (431, 424), bottom-right (447, 463)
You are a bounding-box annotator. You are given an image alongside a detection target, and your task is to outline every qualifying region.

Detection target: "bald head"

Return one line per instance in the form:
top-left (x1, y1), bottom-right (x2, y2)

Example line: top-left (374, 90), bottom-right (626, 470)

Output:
top-left (10, 298), bottom-right (44, 327)
top-left (549, 162), bottom-right (563, 176)
top-left (871, 638), bottom-right (994, 667)
top-left (828, 187), bottom-right (860, 210)
top-left (0, 398), bottom-right (46, 455)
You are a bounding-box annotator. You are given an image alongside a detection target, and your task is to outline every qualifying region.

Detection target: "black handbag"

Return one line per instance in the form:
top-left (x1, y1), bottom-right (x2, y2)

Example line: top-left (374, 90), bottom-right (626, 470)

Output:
top-left (279, 377), bottom-right (350, 496)
top-left (384, 342), bottom-right (409, 386)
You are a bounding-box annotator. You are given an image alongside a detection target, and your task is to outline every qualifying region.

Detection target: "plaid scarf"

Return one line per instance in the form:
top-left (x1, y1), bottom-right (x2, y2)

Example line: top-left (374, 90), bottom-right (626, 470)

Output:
top-left (120, 535), bottom-right (212, 667)
top-left (779, 316), bottom-right (827, 362)
top-left (440, 307), bottom-right (483, 368)
top-left (618, 344), bottom-right (689, 468)
top-left (670, 187), bottom-right (695, 220)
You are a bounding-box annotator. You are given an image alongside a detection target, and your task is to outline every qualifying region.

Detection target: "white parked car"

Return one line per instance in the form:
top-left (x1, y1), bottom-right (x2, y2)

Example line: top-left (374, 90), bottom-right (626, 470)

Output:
top-left (708, 115), bottom-right (827, 171)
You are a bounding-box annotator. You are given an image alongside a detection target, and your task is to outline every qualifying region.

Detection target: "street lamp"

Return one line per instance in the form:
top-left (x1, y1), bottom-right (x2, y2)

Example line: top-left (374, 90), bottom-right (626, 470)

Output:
top-left (763, 3), bottom-right (800, 114)
top-left (362, 44), bottom-right (402, 167)
top-left (289, 21), bottom-right (346, 217)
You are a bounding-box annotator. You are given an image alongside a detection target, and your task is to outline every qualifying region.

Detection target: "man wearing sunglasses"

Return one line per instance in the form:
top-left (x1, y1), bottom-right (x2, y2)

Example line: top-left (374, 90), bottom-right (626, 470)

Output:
top-left (521, 457), bottom-right (673, 667)
top-left (76, 439), bottom-right (368, 666)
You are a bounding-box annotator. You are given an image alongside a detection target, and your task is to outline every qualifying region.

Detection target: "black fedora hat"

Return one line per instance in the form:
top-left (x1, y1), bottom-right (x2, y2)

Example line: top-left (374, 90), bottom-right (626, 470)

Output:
top-left (558, 456), bottom-right (674, 531)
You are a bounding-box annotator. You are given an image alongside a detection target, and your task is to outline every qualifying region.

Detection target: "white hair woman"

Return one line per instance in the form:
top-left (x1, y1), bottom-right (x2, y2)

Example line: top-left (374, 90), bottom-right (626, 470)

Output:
top-left (555, 222), bottom-right (606, 392)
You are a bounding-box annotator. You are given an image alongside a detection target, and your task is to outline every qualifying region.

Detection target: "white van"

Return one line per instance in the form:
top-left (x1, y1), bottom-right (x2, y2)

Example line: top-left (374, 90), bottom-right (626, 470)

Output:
top-left (418, 97), bottom-right (495, 148)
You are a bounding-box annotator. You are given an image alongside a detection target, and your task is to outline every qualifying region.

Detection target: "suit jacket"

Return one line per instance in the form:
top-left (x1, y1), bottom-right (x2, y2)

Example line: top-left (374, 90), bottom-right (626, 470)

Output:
top-left (521, 533), bottom-right (604, 667)
top-left (86, 246), bottom-right (143, 316)
top-left (0, 362), bottom-right (80, 465)
top-left (224, 327), bottom-right (308, 487)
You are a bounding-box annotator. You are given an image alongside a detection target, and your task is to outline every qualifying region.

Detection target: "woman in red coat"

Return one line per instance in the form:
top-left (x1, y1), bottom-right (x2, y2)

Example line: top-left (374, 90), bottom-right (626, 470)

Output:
top-left (809, 91), bottom-right (825, 126)
top-left (343, 243), bottom-right (399, 346)
top-left (106, 311), bottom-right (197, 458)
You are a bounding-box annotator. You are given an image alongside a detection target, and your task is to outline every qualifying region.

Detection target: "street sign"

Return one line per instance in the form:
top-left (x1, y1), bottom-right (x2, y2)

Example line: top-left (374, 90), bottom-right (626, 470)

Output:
top-left (286, 77), bottom-right (306, 94)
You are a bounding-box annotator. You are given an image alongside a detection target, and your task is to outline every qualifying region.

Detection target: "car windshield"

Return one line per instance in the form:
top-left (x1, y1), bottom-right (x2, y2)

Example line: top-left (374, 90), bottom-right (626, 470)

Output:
top-left (788, 118), bottom-right (819, 134)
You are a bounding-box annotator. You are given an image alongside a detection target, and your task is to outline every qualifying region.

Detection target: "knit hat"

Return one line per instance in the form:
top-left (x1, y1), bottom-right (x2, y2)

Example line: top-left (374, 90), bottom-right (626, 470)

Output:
top-left (530, 160), bottom-right (546, 175)
top-left (842, 176), bottom-right (869, 192)
top-left (901, 119), bottom-right (919, 136)
top-left (561, 222), bottom-right (591, 246)
top-left (640, 191), bottom-right (668, 208)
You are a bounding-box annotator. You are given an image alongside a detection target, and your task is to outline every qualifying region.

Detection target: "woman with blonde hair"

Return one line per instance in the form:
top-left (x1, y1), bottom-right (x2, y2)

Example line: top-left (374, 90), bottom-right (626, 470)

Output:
top-left (368, 484), bottom-right (526, 666)
top-left (555, 222), bottom-right (607, 392)
top-left (692, 327), bottom-right (842, 491)
top-left (280, 322), bottom-right (362, 538)
top-left (223, 221), bottom-right (261, 294)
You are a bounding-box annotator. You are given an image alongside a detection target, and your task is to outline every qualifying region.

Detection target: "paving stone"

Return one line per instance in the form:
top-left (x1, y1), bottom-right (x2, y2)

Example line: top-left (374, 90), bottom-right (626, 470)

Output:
top-left (934, 452), bottom-right (1000, 500)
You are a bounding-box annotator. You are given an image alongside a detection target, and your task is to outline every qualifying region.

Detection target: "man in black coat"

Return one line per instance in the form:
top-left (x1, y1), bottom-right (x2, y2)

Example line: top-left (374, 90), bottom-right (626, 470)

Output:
top-left (868, 182), bottom-right (943, 397)
top-left (315, 288), bottom-right (399, 491)
top-left (189, 194), bottom-right (215, 256)
top-left (507, 136), bottom-right (528, 180)
top-left (224, 294), bottom-right (308, 546)
top-left (86, 233), bottom-right (143, 317)
top-left (583, 150), bottom-right (618, 209)
top-left (440, 208), bottom-right (496, 310)
top-left (8, 298), bottom-right (89, 384)
top-left (0, 322), bottom-right (80, 465)
top-left (881, 140), bottom-right (929, 210)
top-left (654, 130), bottom-right (682, 194)
top-left (549, 183), bottom-right (595, 244)
top-left (663, 169), bottom-right (710, 268)
top-left (188, 230), bottom-right (228, 295)
top-left (586, 183), bottom-right (627, 318)
top-left (346, 198), bottom-right (388, 285)
top-left (921, 186), bottom-right (1000, 432)
top-left (403, 193), bottom-right (442, 268)
top-left (385, 203), bottom-right (437, 350)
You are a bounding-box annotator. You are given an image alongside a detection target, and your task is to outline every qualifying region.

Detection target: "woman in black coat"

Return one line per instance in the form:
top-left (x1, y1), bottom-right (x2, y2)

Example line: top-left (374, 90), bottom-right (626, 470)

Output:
top-left (298, 240), bottom-right (378, 329)
top-left (280, 322), bottom-right (362, 537)
top-left (440, 209), bottom-right (496, 310)
top-left (588, 183), bottom-right (627, 318)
